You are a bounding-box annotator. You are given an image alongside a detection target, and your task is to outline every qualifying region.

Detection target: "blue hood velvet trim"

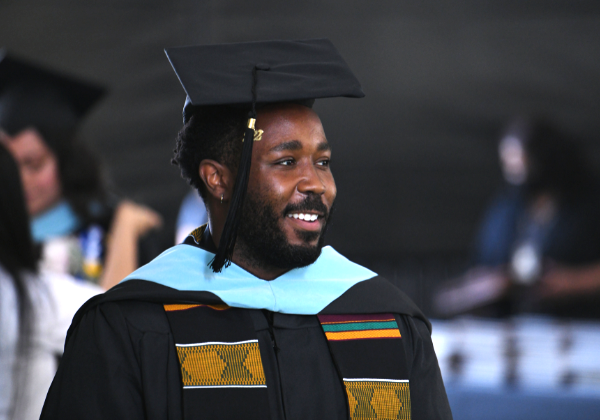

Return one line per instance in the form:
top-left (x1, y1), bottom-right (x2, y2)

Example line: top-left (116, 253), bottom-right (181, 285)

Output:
top-left (122, 244), bottom-right (377, 314)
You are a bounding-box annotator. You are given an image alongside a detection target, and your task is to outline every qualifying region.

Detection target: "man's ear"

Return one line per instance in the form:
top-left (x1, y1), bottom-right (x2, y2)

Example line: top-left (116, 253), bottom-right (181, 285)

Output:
top-left (199, 159), bottom-right (234, 202)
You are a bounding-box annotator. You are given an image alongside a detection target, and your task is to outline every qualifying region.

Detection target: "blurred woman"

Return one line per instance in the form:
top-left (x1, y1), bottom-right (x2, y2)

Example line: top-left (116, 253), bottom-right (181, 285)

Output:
top-left (0, 51), bottom-right (161, 290)
top-left (0, 143), bottom-right (101, 420)
top-left (436, 117), bottom-right (600, 317)
top-left (475, 117), bottom-right (599, 277)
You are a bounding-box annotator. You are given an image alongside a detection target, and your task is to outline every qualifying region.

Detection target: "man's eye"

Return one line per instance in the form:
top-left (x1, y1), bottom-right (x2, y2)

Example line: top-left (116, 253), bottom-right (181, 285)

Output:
top-left (279, 159), bottom-right (295, 166)
top-left (317, 159), bottom-right (330, 167)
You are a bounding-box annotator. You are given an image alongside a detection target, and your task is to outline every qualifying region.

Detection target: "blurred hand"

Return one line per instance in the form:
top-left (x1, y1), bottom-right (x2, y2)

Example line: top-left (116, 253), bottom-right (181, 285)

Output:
top-left (434, 266), bottom-right (510, 316)
top-left (101, 201), bottom-right (162, 290)
top-left (113, 200), bottom-right (162, 238)
top-left (539, 263), bottom-right (600, 300)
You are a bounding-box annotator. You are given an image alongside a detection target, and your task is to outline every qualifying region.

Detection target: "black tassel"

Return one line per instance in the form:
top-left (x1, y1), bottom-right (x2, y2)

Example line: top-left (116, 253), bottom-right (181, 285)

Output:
top-left (209, 121), bottom-right (255, 272)
top-left (210, 67), bottom-right (259, 272)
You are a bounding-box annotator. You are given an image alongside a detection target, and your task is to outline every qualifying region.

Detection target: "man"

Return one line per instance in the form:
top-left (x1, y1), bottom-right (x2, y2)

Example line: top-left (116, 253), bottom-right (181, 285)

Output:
top-left (41, 39), bottom-right (452, 420)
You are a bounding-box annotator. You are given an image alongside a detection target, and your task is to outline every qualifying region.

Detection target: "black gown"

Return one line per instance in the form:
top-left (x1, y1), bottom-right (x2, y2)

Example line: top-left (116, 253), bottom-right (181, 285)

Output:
top-left (41, 230), bottom-right (452, 420)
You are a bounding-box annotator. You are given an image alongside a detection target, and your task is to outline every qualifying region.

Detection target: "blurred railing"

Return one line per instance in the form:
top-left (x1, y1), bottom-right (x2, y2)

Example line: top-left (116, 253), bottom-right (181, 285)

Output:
top-left (432, 316), bottom-right (600, 420)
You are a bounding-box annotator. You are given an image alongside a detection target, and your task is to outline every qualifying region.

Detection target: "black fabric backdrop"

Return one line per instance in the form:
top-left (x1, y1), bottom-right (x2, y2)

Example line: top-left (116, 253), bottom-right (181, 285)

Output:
top-left (2, 0), bottom-right (599, 313)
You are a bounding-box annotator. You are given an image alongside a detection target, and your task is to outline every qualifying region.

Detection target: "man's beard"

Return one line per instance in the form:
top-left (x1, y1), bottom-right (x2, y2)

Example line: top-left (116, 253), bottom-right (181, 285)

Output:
top-left (235, 191), bottom-right (334, 271)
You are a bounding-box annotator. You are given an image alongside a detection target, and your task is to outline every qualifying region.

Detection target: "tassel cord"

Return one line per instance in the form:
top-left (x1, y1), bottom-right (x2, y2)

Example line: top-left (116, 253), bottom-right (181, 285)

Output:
top-left (210, 66), bottom-right (259, 272)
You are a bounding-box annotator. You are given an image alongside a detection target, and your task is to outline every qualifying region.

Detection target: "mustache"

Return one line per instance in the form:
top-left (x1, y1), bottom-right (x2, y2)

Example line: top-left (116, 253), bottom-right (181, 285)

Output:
top-left (282, 193), bottom-right (330, 218)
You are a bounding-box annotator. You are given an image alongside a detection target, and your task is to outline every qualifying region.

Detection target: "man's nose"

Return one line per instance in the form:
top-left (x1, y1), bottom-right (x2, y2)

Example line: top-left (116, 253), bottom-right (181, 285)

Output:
top-left (297, 163), bottom-right (326, 195)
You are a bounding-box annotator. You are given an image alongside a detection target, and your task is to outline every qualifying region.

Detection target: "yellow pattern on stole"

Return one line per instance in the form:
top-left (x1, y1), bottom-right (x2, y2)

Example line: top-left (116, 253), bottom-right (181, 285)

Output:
top-left (344, 380), bottom-right (411, 420)
top-left (188, 224), bottom-right (207, 244)
top-left (176, 341), bottom-right (266, 387)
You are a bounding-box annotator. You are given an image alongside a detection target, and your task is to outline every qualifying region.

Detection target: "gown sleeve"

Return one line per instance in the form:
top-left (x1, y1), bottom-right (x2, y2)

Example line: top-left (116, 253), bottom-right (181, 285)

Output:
top-left (40, 300), bottom-right (182, 420)
top-left (399, 315), bottom-right (453, 420)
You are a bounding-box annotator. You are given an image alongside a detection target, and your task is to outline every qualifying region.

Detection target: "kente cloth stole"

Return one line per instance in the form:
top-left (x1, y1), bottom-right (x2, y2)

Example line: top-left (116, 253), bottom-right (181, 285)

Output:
top-left (163, 304), bottom-right (270, 420)
top-left (318, 314), bottom-right (412, 420)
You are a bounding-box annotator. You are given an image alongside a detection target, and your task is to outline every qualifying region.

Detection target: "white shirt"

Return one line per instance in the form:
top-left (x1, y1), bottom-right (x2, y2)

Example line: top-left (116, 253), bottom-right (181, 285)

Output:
top-left (0, 266), bottom-right (101, 420)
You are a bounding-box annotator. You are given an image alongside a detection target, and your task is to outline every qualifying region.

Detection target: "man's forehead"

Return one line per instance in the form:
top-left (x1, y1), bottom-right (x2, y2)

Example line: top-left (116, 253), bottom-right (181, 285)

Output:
top-left (268, 139), bottom-right (331, 153)
top-left (257, 103), bottom-right (323, 134)
top-left (256, 106), bottom-right (328, 153)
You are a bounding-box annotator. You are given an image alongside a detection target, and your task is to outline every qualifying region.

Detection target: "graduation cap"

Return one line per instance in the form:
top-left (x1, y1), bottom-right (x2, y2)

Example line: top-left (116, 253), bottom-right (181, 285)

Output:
top-left (0, 49), bottom-right (105, 140)
top-left (166, 38), bottom-right (364, 272)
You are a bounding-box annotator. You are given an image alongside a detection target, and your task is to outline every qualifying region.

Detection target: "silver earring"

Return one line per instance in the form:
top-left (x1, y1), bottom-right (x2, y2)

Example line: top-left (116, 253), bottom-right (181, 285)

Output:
top-left (221, 194), bottom-right (224, 204)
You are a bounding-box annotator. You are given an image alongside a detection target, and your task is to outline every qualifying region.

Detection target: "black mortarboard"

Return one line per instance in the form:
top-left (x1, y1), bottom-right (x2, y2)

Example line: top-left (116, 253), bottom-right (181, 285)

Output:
top-left (165, 38), bottom-right (364, 272)
top-left (0, 49), bottom-right (105, 139)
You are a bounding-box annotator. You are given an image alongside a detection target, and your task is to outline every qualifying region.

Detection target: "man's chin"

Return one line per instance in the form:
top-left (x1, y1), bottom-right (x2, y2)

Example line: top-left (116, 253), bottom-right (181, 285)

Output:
top-left (236, 197), bottom-right (331, 271)
top-left (289, 234), bottom-right (321, 248)
top-left (288, 225), bottom-right (322, 243)
top-left (273, 242), bottom-right (323, 270)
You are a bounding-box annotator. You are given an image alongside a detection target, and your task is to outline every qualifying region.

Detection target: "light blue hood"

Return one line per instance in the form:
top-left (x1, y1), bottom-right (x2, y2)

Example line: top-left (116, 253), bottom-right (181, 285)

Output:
top-left (123, 244), bottom-right (377, 314)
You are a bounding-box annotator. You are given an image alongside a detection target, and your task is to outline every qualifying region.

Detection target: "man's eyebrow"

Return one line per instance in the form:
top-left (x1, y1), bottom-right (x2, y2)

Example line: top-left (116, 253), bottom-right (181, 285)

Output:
top-left (269, 140), bottom-right (302, 152)
top-left (317, 141), bottom-right (331, 152)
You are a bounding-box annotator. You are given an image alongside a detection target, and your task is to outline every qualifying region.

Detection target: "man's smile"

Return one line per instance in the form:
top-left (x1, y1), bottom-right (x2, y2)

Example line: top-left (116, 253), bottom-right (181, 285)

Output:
top-left (282, 194), bottom-right (328, 234)
top-left (285, 211), bottom-right (323, 231)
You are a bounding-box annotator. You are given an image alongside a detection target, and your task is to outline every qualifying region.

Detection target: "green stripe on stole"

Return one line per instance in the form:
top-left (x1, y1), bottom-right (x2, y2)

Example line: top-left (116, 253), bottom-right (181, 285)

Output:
top-left (322, 320), bottom-right (398, 332)
top-left (318, 314), bottom-right (412, 420)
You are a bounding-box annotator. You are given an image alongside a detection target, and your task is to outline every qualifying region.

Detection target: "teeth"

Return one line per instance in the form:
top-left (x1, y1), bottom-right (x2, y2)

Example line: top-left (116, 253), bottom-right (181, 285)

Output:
top-left (287, 213), bottom-right (320, 222)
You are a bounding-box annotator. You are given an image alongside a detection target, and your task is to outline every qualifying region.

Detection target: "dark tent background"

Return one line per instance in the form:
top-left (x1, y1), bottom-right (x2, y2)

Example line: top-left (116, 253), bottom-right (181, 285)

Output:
top-left (2, 0), bottom-right (599, 314)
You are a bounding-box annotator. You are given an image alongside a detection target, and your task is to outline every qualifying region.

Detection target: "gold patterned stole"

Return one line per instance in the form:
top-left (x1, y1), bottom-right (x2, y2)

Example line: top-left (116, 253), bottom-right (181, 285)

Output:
top-left (163, 304), bottom-right (270, 420)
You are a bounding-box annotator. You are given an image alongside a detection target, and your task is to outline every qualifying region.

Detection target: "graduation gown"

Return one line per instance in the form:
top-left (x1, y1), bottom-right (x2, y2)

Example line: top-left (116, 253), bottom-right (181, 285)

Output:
top-left (41, 227), bottom-right (452, 420)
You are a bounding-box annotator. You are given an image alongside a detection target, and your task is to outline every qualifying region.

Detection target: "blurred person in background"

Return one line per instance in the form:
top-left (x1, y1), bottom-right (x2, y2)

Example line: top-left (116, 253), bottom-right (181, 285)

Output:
top-left (435, 116), bottom-right (600, 318)
top-left (0, 143), bottom-right (101, 420)
top-left (175, 189), bottom-right (207, 244)
top-left (0, 50), bottom-right (162, 290)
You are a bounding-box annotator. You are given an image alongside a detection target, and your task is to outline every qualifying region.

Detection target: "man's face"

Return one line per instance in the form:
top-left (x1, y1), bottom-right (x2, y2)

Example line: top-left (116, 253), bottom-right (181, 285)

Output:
top-left (235, 103), bottom-right (337, 270)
